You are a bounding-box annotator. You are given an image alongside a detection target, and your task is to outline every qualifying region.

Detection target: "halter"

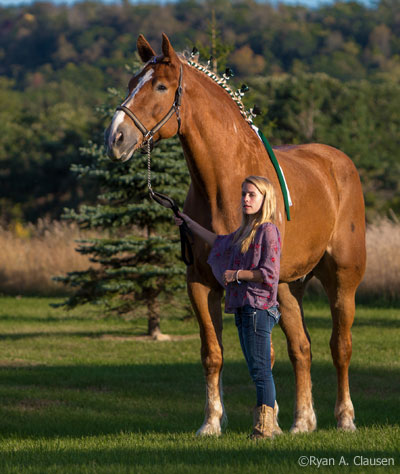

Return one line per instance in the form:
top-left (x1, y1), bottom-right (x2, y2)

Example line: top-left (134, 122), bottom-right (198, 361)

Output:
top-left (116, 64), bottom-right (183, 152)
top-left (115, 63), bottom-right (194, 265)
top-left (116, 64), bottom-right (183, 194)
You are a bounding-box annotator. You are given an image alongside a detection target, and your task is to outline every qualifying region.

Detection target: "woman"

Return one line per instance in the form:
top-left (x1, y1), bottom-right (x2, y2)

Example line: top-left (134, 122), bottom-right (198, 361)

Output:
top-left (175, 176), bottom-right (281, 439)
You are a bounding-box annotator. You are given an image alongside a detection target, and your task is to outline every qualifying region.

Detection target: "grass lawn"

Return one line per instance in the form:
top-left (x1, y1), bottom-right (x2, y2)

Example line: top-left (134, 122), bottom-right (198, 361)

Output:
top-left (0, 296), bottom-right (398, 473)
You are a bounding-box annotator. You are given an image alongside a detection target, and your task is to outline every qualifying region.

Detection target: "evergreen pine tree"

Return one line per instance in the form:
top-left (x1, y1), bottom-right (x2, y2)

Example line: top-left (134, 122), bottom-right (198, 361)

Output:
top-left (56, 33), bottom-right (252, 338)
top-left (55, 86), bottom-right (191, 339)
top-left (196, 7), bottom-right (232, 74)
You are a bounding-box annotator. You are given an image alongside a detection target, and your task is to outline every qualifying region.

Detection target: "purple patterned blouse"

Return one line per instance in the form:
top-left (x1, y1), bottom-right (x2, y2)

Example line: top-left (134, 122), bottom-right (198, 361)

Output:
top-left (207, 222), bottom-right (281, 313)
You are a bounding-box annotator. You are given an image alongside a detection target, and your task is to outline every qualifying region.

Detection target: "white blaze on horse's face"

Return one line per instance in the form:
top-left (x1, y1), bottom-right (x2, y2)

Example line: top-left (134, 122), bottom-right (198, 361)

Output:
top-left (107, 68), bottom-right (154, 151)
top-left (242, 182), bottom-right (264, 215)
top-left (123, 68), bottom-right (154, 108)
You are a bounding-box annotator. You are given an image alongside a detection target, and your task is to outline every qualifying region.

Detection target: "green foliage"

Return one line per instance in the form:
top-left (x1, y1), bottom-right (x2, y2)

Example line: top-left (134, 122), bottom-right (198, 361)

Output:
top-left (0, 66), bottom-right (104, 223)
top-left (194, 7), bottom-right (233, 74)
top-left (249, 73), bottom-right (400, 219)
top-left (1, 0), bottom-right (400, 223)
top-left (3, 1), bottom-right (400, 86)
top-left (56, 134), bottom-right (190, 320)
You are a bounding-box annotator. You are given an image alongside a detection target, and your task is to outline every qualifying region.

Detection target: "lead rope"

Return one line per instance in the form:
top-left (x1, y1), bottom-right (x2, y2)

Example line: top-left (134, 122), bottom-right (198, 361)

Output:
top-left (141, 68), bottom-right (193, 265)
top-left (147, 137), bottom-right (153, 193)
top-left (145, 132), bottom-right (194, 266)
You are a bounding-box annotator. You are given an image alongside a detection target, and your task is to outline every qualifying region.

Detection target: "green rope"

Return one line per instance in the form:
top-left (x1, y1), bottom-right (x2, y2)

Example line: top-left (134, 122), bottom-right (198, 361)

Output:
top-left (257, 129), bottom-right (291, 221)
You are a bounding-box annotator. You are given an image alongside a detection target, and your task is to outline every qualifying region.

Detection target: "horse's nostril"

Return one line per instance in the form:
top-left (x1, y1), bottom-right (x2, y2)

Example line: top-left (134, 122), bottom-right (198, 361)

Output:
top-left (113, 131), bottom-right (124, 146)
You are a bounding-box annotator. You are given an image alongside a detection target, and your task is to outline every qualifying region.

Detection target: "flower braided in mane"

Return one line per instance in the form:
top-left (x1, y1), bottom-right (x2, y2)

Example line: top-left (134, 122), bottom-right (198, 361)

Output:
top-left (186, 58), bottom-right (253, 125)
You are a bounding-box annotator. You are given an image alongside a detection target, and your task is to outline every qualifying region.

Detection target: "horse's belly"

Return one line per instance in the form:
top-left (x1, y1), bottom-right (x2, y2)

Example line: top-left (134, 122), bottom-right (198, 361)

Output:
top-left (279, 240), bottom-right (327, 281)
top-left (278, 202), bottom-right (336, 281)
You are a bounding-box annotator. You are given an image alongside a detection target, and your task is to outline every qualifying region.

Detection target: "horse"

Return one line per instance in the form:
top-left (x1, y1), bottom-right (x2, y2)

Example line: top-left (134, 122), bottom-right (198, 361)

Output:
top-left (105, 33), bottom-right (366, 435)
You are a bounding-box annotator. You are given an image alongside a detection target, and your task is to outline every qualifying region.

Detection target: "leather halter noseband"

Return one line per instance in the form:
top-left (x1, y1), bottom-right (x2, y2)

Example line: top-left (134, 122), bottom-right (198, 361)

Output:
top-left (114, 64), bottom-right (193, 266)
top-left (116, 64), bottom-right (183, 147)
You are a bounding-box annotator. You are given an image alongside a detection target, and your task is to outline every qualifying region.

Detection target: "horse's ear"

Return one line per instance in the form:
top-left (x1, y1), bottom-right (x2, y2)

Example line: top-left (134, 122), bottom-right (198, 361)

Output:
top-left (161, 33), bottom-right (178, 63)
top-left (137, 34), bottom-right (156, 63)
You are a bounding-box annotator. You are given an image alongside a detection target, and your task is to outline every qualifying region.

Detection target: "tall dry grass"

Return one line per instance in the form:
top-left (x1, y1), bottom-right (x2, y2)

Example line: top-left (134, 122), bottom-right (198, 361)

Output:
top-left (358, 217), bottom-right (400, 302)
top-left (0, 218), bottom-right (398, 301)
top-left (0, 220), bottom-right (97, 296)
top-left (305, 217), bottom-right (400, 303)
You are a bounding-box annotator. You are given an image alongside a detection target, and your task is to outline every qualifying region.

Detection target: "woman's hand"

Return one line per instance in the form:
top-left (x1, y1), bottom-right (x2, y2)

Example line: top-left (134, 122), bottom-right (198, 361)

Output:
top-left (173, 212), bottom-right (217, 248)
top-left (223, 269), bottom-right (237, 286)
top-left (174, 212), bottom-right (190, 227)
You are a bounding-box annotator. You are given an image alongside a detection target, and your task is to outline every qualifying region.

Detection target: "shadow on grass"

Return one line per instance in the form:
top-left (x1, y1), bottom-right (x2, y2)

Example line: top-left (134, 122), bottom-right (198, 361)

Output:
top-left (304, 289), bottom-right (400, 309)
top-left (0, 359), bottom-right (398, 439)
top-left (0, 329), bottom-right (147, 340)
top-left (300, 316), bottom-right (400, 330)
top-left (2, 310), bottom-right (399, 341)
top-left (0, 444), bottom-right (397, 472)
top-left (0, 314), bottom-right (96, 324)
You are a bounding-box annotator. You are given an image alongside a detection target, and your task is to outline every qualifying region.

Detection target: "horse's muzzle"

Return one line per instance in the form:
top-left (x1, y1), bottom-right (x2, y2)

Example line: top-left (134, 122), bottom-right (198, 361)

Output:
top-left (105, 121), bottom-right (138, 162)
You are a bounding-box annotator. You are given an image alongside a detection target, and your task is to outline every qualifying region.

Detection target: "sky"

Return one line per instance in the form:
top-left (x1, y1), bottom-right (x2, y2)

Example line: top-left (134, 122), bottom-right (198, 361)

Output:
top-left (0, 0), bottom-right (376, 7)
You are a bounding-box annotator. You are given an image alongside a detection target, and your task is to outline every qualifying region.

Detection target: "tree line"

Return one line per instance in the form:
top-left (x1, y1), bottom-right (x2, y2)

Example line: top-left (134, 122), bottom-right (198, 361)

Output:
top-left (2, 0), bottom-right (400, 84)
top-left (0, 0), bottom-right (399, 223)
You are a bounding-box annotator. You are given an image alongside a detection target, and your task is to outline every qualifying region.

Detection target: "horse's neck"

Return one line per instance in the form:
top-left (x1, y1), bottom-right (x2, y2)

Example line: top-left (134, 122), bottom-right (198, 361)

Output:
top-left (179, 64), bottom-right (265, 230)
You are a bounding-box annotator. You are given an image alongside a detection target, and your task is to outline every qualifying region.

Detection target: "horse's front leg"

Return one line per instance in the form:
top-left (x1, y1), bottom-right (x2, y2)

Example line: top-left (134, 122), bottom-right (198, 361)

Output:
top-left (187, 275), bottom-right (225, 436)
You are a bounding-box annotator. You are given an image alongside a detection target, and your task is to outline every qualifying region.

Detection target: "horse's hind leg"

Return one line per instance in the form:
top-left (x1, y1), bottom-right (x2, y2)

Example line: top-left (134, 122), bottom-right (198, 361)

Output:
top-left (187, 276), bottom-right (225, 436)
top-left (314, 238), bottom-right (366, 430)
top-left (278, 277), bottom-right (317, 433)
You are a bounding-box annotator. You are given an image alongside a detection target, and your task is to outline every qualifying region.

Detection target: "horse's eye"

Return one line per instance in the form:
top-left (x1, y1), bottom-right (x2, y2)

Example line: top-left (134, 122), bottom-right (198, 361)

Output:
top-left (156, 84), bottom-right (167, 91)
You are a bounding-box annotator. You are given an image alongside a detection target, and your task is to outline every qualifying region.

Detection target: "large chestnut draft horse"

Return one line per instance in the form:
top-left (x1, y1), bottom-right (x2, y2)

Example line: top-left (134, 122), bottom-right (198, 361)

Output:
top-left (105, 34), bottom-right (366, 435)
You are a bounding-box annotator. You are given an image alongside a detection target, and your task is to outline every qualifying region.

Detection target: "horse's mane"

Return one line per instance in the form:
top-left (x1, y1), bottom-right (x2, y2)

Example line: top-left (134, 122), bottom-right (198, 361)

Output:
top-left (181, 52), bottom-right (254, 126)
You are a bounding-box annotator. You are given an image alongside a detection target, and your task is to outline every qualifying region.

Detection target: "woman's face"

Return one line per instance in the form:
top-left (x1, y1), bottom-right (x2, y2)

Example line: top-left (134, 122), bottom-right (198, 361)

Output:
top-left (242, 182), bottom-right (264, 215)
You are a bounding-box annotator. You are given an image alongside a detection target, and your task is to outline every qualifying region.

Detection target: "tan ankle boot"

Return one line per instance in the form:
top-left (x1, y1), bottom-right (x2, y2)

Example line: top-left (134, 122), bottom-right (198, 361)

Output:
top-left (251, 404), bottom-right (274, 439)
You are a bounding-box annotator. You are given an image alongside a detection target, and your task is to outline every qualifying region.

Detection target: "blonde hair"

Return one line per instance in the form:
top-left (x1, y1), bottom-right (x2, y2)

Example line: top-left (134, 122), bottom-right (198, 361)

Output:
top-left (233, 176), bottom-right (277, 253)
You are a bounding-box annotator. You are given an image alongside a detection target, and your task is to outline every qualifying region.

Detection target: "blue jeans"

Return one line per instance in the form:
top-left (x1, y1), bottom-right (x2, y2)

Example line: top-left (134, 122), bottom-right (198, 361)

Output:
top-left (234, 305), bottom-right (280, 408)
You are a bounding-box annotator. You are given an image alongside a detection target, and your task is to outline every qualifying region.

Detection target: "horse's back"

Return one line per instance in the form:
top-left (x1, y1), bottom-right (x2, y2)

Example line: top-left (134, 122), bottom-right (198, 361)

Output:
top-left (274, 143), bottom-right (363, 210)
top-left (271, 143), bottom-right (365, 279)
top-left (274, 143), bottom-right (361, 181)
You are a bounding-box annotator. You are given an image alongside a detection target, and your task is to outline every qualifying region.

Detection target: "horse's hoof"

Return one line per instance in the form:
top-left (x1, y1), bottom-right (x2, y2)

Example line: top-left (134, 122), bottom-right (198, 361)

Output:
top-left (273, 402), bottom-right (283, 435)
top-left (196, 422), bottom-right (222, 436)
top-left (152, 333), bottom-right (171, 341)
top-left (335, 402), bottom-right (355, 431)
top-left (337, 417), bottom-right (356, 431)
top-left (291, 423), bottom-right (310, 434)
top-left (290, 413), bottom-right (317, 433)
top-left (272, 425), bottom-right (283, 436)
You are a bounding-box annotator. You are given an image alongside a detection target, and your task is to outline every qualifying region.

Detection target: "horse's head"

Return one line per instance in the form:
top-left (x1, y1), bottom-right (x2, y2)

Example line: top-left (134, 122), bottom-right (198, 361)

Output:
top-left (105, 33), bottom-right (182, 162)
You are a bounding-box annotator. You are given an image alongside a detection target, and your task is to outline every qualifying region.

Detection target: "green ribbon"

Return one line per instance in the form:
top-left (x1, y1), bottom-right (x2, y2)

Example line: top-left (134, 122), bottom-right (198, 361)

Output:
top-left (257, 129), bottom-right (291, 221)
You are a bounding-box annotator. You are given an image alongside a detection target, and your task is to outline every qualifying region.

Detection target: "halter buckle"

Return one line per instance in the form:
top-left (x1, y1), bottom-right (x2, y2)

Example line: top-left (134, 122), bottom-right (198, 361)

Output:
top-left (144, 131), bottom-right (154, 143)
